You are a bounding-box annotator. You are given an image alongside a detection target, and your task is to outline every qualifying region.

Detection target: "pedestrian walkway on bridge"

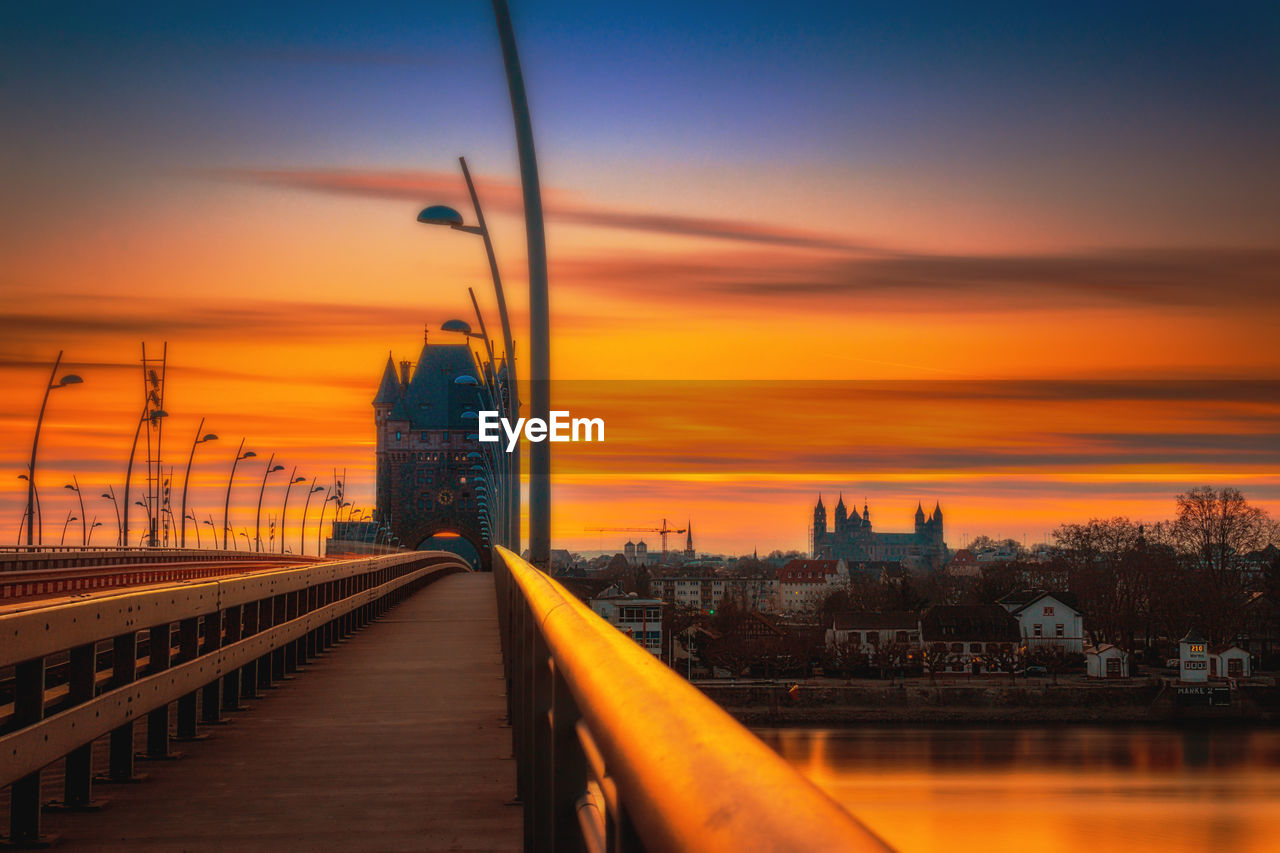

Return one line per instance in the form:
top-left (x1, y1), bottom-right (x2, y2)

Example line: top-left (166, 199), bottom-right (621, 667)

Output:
top-left (22, 572), bottom-right (520, 851)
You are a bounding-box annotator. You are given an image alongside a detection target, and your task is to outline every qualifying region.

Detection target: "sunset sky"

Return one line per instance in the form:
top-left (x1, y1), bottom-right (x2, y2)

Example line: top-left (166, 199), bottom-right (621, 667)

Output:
top-left (2, 2), bottom-right (1277, 554)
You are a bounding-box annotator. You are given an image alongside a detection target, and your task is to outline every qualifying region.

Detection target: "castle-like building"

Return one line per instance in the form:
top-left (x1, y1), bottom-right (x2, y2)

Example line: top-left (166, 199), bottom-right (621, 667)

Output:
top-left (811, 495), bottom-right (947, 565)
top-left (371, 332), bottom-right (489, 567)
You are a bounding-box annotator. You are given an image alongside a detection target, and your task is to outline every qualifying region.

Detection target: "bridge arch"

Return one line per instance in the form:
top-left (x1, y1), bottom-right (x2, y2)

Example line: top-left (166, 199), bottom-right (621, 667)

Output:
top-left (401, 522), bottom-right (490, 572)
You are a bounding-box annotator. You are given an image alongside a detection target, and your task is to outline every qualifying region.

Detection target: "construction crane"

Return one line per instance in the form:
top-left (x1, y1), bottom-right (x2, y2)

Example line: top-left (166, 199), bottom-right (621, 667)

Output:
top-left (587, 518), bottom-right (687, 559)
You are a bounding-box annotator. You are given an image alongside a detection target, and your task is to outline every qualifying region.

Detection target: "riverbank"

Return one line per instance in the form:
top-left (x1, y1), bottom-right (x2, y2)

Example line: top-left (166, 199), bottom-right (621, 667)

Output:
top-left (697, 676), bottom-right (1280, 725)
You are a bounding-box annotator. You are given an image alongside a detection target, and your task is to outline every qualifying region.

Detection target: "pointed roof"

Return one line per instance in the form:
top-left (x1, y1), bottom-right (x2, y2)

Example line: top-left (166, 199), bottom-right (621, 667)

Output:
top-left (816, 493), bottom-right (824, 508)
top-left (933, 500), bottom-right (943, 520)
top-left (915, 501), bottom-right (925, 520)
top-left (1179, 628), bottom-right (1206, 645)
top-left (835, 493), bottom-right (846, 511)
top-left (373, 354), bottom-right (401, 405)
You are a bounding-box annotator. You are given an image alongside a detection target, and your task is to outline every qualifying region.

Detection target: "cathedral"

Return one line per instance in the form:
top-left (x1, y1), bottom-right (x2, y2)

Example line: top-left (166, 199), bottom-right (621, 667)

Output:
top-left (811, 495), bottom-right (947, 564)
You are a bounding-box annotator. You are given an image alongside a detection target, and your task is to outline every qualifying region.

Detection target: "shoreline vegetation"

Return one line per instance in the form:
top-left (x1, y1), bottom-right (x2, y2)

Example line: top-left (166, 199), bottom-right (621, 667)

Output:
top-left (696, 676), bottom-right (1280, 725)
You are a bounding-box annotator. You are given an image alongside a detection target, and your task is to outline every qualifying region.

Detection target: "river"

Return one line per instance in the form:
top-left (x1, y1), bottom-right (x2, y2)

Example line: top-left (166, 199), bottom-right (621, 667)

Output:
top-left (757, 726), bottom-right (1280, 853)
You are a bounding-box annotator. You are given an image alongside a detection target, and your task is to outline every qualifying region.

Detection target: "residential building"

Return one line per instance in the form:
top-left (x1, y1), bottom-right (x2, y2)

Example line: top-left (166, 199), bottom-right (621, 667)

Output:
top-left (1211, 646), bottom-right (1253, 679)
top-left (998, 590), bottom-right (1085, 653)
top-left (590, 592), bottom-right (663, 656)
top-left (777, 558), bottom-right (848, 614)
top-left (920, 605), bottom-right (1021, 673)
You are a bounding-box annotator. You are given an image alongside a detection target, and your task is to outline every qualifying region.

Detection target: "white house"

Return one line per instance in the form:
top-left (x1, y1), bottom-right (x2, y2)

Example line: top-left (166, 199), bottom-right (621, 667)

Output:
top-left (1211, 646), bottom-right (1252, 679)
top-left (1179, 629), bottom-right (1210, 682)
top-left (590, 592), bottom-right (663, 656)
top-left (1085, 644), bottom-right (1129, 679)
top-left (997, 590), bottom-right (1084, 653)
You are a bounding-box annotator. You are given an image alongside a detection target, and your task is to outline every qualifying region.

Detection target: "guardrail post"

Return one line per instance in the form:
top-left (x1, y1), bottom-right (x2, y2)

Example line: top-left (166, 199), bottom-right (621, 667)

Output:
top-left (176, 616), bottom-right (201, 739)
top-left (106, 631), bottom-right (143, 782)
top-left (530, 628), bottom-right (553, 852)
top-left (52, 642), bottom-right (103, 811)
top-left (4, 656), bottom-right (50, 846)
top-left (286, 591), bottom-right (301, 672)
top-left (271, 594), bottom-right (287, 679)
top-left (201, 610), bottom-right (225, 723)
top-left (257, 597), bottom-right (275, 690)
top-left (520, 603), bottom-right (537, 850)
top-left (145, 622), bottom-right (173, 759)
top-left (240, 600), bottom-right (261, 698)
top-left (550, 662), bottom-right (587, 853)
top-left (222, 606), bottom-right (243, 711)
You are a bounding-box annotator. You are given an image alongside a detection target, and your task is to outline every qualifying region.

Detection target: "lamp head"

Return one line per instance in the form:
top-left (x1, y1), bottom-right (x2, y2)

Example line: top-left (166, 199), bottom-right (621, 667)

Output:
top-left (65, 483), bottom-right (77, 491)
top-left (453, 374), bottom-right (479, 385)
top-left (442, 319), bottom-right (473, 336)
top-left (241, 451), bottom-right (257, 460)
top-left (56, 374), bottom-right (83, 387)
top-left (417, 205), bottom-right (464, 227)
top-left (293, 476), bottom-right (306, 483)
top-left (270, 465), bottom-right (285, 472)
top-left (202, 433), bottom-right (219, 442)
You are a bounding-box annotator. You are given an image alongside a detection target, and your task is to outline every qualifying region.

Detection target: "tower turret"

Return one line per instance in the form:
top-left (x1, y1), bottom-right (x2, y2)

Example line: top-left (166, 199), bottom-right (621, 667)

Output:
top-left (835, 493), bottom-right (847, 529)
top-left (813, 495), bottom-right (827, 539)
top-left (915, 501), bottom-right (926, 534)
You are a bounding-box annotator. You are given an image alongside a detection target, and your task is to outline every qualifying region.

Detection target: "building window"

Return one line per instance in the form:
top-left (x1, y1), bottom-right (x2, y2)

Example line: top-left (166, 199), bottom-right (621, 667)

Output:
top-left (970, 643), bottom-right (983, 653)
top-left (396, 430), bottom-right (402, 441)
top-left (1043, 606), bottom-right (1055, 616)
top-left (1033, 624), bottom-right (1043, 637)
top-left (1056, 624), bottom-right (1065, 637)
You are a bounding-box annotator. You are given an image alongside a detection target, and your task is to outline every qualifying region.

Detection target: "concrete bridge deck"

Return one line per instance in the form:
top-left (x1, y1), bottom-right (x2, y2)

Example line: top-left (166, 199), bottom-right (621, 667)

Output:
top-left (22, 572), bottom-right (520, 851)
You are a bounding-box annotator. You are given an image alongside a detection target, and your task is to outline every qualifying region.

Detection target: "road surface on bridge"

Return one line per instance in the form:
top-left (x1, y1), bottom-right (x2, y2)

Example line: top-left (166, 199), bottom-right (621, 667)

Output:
top-left (23, 571), bottom-right (520, 851)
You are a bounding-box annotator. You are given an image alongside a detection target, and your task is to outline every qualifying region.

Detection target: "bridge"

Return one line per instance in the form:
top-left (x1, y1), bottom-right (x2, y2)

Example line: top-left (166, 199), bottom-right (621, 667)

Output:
top-left (0, 546), bottom-right (889, 851)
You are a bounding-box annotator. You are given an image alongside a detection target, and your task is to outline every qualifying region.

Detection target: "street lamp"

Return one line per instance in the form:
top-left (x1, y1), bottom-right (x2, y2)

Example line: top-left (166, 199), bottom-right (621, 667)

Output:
top-left (278, 469), bottom-right (306, 554)
top-left (25, 351), bottom-right (83, 546)
top-left (123, 406), bottom-right (167, 549)
top-left (317, 491), bottom-right (338, 557)
top-left (255, 456), bottom-right (285, 552)
top-left (180, 419), bottom-right (217, 547)
top-left (418, 154), bottom-right (522, 557)
top-left (64, 476), bottom-right (86, 546)
top-left (59, 512), bottom-right (78, 546)
top-left (16, 474), bottom-right (41, 547)
top-left (491, 0), bottom-right (549, 568)
top-left (87, 519), bottom-right (103, 546)
top-left (299, 480), bottom-right (325, 557)
top-left (223, 441), bottom-right (256, 549)
top-left (101, 487), bottom-right (122, 546)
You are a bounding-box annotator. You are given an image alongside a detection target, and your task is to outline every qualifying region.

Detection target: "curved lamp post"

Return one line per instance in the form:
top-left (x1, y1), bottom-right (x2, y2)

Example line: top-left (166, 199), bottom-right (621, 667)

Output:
top-left (317, 491), bottom-right (338, 557)
top-left (299, 480), bottom-right (324, 557)
top-left (87, 519), bottom-right (102, 546)
top-left (16, 474), bottom-right (40, 547)
top-left (255, 456), bottom-right (285, 552)
top-left (101, 486), bottom-right (122, 546)
top-left (26, 351), bottom-right (83, 546)
top-left (123, 406), bottom-right (166, 549)
top-left (419, 156), bottom-right (522, 557)
top-left (59, 512), bottom-right (78, 546)
top-left (492, 0), bottom-right (548, 567)
top-left (64, 476), bottom-right (86, 546)
top-left (180, 419), bottom-right (218, 547)
top-left (223, 441), bottom-right (256, 549)
top-left (278, 470), bottom-right (306, 554)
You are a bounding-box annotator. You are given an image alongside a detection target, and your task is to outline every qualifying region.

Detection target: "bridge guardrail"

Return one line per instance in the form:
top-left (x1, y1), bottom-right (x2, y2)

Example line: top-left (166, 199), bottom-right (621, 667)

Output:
top-left (0, 546), bottom-right (317, 574)
top-left (0, 550), bottom-right (471, 846)
top-left (493, 546), bottom-right (891, 853)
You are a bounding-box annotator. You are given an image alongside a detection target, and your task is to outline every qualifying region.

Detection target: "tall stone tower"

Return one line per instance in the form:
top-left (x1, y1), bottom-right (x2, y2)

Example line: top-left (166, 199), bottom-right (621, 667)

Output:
top-left (373, 332), bottom-right (489, 568)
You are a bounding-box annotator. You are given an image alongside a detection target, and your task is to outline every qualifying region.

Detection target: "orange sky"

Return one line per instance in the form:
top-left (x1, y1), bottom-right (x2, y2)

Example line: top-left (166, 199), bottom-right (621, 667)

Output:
top-left (3, 6), bottom-right (1278, 554)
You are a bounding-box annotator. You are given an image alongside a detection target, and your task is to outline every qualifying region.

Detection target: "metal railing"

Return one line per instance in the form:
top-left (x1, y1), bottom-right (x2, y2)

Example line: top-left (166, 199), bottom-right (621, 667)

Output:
top-left (0, 546), bottom-right (315, 573)
top-left (494, 546), bottom-right (891, 852)
top-left (0, 550), bottom-right (470, 846)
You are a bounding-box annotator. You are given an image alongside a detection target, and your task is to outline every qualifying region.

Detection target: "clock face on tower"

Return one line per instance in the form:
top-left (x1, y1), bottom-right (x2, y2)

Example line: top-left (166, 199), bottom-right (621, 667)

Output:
top-left (437, 489), bottom-right (455, 506)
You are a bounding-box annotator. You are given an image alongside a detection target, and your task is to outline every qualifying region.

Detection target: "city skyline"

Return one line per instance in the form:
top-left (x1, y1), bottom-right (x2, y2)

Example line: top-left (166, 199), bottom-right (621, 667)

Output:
top-left (3, 2), bottom-right (1278, 553)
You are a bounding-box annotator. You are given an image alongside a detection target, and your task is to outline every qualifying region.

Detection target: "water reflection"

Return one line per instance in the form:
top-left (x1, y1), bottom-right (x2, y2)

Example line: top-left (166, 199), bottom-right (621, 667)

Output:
top-left (758, 727), bottom-right (1280, 853)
